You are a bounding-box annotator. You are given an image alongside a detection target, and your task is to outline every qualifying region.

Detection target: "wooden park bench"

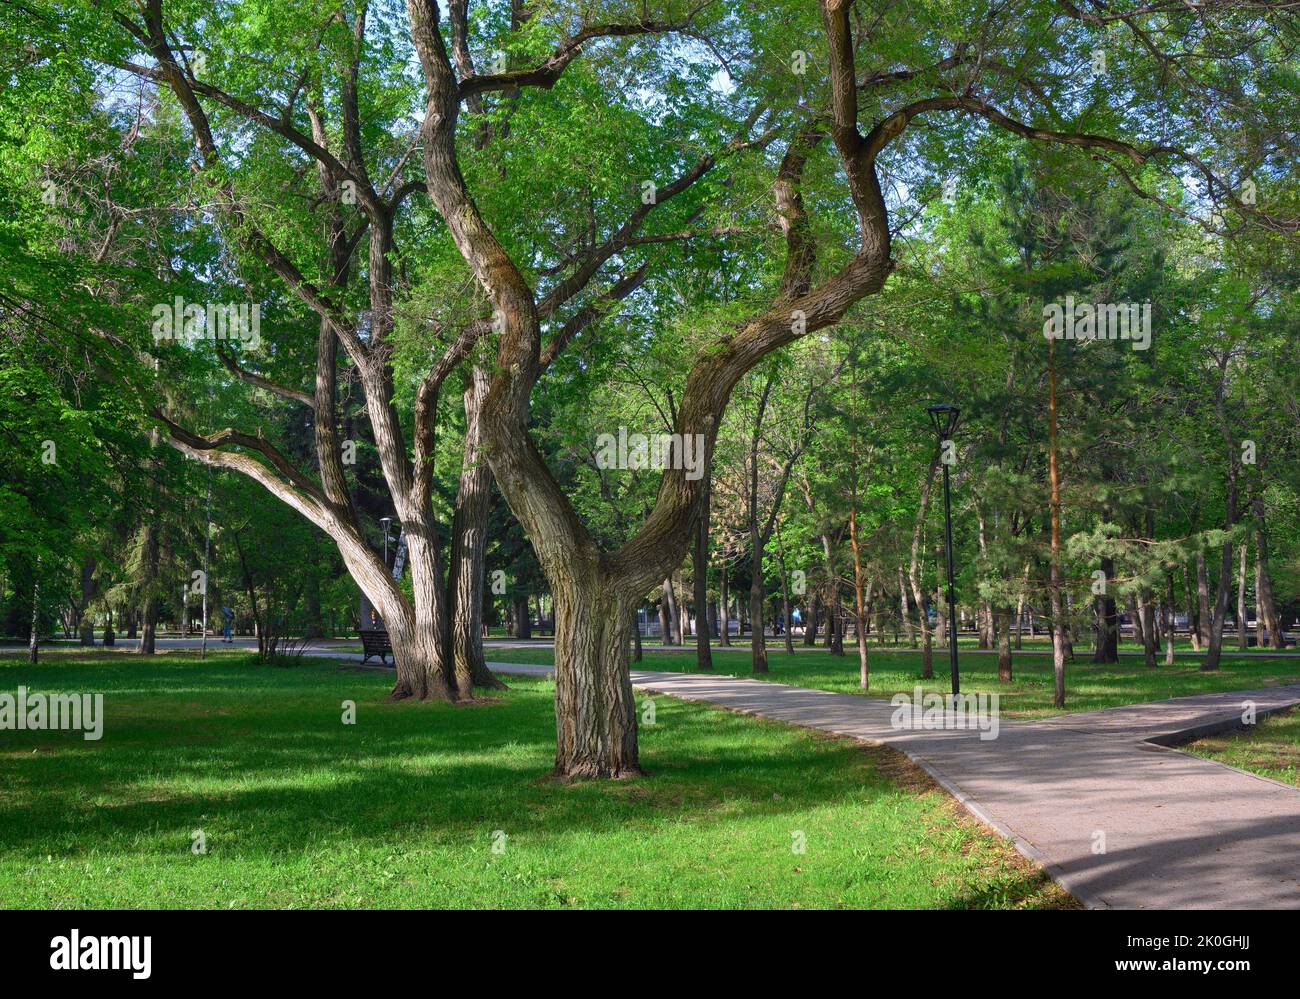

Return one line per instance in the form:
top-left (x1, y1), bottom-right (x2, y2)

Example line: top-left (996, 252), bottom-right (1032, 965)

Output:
top-left (359, 629), bottom-right (393, 666)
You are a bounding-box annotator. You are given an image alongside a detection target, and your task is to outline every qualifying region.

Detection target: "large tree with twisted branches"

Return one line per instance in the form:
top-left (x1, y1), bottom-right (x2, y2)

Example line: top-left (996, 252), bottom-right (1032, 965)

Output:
top-left (24, 0), bottom-right (1296, 776)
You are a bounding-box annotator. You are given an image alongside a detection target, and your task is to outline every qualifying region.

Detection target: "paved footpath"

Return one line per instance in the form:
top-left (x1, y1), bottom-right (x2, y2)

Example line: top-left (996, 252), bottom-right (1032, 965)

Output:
top-left (489, 661), bottom-right (1300, 910)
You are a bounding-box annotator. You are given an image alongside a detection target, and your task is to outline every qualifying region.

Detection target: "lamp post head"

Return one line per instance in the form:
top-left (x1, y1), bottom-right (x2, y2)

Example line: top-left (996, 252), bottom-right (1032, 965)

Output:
top-left (926, 403), bottom-right (960, 440)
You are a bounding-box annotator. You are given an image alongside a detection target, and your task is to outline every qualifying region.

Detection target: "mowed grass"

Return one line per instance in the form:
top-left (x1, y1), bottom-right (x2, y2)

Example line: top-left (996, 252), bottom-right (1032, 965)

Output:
top-left (485, 644), bottom-right (1300, 719)
top-left (0, 650), bottom-right (1072, 909)
top-left (1186, 707), bottom-right (1300, 787)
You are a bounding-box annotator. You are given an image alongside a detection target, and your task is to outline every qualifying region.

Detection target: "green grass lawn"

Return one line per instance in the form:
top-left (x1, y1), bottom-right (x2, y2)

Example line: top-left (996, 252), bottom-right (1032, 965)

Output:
top-left (486, 646), bottom-right (1300, 719)
top-left (1186, 707), bottom-right (1300, 787)
top-left (0, 650), bottom-right (1072, 909)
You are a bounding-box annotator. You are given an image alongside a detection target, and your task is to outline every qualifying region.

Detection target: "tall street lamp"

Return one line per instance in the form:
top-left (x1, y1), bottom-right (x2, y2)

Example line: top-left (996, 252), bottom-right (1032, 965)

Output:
top-left (380, 517), bottom-right (393, 568)
top-left (926, 403), bottom-right (961, 697)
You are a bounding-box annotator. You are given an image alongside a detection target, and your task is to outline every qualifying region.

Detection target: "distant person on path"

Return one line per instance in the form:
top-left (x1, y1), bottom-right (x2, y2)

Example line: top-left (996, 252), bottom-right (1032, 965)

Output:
top-left (221, 606), bottom-right (234, 643)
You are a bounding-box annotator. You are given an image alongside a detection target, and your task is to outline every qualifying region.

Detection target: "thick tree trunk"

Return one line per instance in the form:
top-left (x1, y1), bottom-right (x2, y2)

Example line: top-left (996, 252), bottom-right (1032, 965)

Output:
top-left (551, 569), bottom-right (641, 779)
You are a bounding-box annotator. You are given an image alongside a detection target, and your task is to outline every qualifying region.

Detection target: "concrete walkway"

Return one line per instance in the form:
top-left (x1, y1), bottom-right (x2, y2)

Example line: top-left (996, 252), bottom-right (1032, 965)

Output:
top-left (485, 660), bottom-right (1300, 910)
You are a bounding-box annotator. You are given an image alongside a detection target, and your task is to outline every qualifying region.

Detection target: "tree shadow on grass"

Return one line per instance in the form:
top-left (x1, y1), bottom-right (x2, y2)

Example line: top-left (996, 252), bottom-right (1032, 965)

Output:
top-left (0, 675), bottom-right (928, 859)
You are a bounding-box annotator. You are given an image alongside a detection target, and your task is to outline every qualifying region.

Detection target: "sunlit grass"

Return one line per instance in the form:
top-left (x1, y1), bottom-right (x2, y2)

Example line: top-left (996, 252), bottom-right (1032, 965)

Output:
top-left (1186, 707), bottom-right (1300, 786)
top-left (0, 651), bottom-right (1071, 909)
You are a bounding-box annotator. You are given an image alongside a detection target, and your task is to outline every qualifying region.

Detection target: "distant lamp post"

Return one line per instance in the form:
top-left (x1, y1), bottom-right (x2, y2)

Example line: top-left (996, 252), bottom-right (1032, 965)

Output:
top-left (380, 517), bottom-right (393, 567)
top-left (926, 403), bottom-right (961, 697)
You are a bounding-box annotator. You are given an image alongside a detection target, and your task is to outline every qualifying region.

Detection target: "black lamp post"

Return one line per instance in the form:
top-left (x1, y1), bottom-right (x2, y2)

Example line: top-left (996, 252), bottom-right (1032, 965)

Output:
top-left (380, 517), bottom-right (392, 568)
top-left (926, 403), bottom-right (961, 697)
